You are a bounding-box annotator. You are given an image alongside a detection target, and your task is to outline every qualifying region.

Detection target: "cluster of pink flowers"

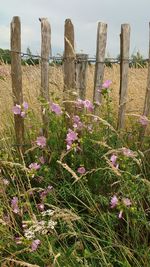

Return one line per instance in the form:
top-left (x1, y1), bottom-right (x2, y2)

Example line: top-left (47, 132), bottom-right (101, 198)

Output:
top-left (139, 115), bottom-right (149, 126)
top-left (50, 102), bottom-right (62, 115)
top-left (12, 102), bottom-right (28, 118)
top-left (11, 196), bottom-right (20, 214)
top-left (110, 195), bottom-right (132, 219)
top-left (66, 129), bottom-right (78, 150)
top-left (72, 115), bottom-right (83, 130)
top-left (36, 136), bottom-right (46, 148)
top-left (76, 99), bottom-right (94, 112)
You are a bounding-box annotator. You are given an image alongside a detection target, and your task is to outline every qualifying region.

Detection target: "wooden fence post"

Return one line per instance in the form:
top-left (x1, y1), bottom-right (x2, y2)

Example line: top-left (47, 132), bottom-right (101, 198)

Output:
top-left (40, 18), bottom-right (51, 136)
top-left (118, 24), bottom-right (130, 129)
top-left (11, 16), bottom-right (24, 150)
top-left (93, 22), bottom-right (107, 105)
top-left (63, 18), bottom-right (76, 105)
top-left (75, 53), bottom-right (88, 100)
top-left (139, 22), bottom-right (150, 141)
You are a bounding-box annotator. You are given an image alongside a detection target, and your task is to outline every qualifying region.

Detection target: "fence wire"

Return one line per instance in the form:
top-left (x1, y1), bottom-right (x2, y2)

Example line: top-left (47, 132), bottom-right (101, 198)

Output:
top-left (0, 49), bottom-right (149, 64)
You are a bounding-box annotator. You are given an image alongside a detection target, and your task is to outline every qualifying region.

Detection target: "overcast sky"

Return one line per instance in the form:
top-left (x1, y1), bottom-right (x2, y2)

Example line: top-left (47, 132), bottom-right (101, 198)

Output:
top-left (1, 0), bottom-right (150, 57)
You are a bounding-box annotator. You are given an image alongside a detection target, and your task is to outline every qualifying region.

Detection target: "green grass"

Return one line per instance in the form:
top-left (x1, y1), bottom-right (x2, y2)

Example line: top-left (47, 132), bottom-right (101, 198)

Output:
top-left (0, 91), bottom-right (150, 267)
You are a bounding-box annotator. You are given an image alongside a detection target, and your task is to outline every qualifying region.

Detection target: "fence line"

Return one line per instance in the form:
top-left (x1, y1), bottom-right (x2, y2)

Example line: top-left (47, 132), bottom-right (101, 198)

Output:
top-left (1, 50), bottom-right (150, 64)
top-left (1, 16), bottom-right (150, 150)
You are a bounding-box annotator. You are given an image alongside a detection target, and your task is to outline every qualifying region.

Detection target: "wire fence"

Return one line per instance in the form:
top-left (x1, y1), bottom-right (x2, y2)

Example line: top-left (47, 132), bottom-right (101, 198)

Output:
top-left (0, 49), bottom-right (149, 64)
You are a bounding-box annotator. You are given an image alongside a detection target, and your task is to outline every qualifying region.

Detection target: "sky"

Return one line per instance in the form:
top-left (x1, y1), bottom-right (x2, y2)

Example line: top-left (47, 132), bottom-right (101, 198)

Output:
top-left (0, 0), bottom-right (150, 57)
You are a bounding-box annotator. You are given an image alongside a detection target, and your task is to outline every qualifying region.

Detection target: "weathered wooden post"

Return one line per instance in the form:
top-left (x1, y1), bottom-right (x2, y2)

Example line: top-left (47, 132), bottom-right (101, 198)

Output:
top-left (75, 53), bottom-right (88, 100)
top-left (63, 18), bottom-right (76, 108)
top-left (118, 24), bottom-right (130, 129)
top-left (139, 22), bottom-right (150, 141)
top-left (11, 16), bottom-right (24, 151)
top-left (40, 18), bottom-right (51, 136)
top-left (93, 22), bottom-right (107, 105)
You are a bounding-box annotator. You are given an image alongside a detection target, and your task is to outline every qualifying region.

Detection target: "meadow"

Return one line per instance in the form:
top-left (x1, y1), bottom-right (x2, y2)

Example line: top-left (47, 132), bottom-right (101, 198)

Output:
top-left (0, 63), bottom-right (150, 267)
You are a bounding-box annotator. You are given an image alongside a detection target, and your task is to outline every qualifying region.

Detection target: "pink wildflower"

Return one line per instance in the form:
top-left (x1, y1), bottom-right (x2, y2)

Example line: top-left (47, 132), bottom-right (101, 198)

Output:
top-left (39, 156), bottom-right (45, 164)
top-left (66, 129), bottom-right (78, 150)
top-left (15, 237), bottom-right (22, 244)
top-left (122, 198), bottom-right (131, 207)
top-left (11, 197), bottom-right (19, 214)
top-left (110, 195), bottom-right (118, 208)
top-left (76, 99), bottom-right (85, 109)
top-left (51, 103), bottom-right (62, 115)
top-left (29, 162), bottom-right (41, 170)
top-left (31, 239), bottom-right (41, 251)
top-left (139, 115), bottom-right (149, 126)
top-left (37, 203), bottom-right (45, 211)
top-left (77, 167), bottom-right (86, 174)
top-left (23, 102), bottom-right (28, 110)
top-left (83, 100), bottom-right (94, 112)
top-left (110, 154), bottom-right (119, 168)
top-left (36, 136), bottom-right (46, 148)
top-left (122, 147), bottom-right (136, 158)
top-left (12, 104), bottom-right (21, 115)
top-left (118, 210), bottom-right (123, 219)
top-left (102, 80), bottom-right (112, 88)
top-left (73, 115), bottom-right (83, 130)
top-left (40, 185), bottom-right (53, 199)
top-left (20, 111), bottom-right (26, 118)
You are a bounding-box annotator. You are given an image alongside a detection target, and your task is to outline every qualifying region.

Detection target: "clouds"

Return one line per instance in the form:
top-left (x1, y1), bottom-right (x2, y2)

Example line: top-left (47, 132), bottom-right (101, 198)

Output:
top-left (0, 0), bottom-right (150, 56)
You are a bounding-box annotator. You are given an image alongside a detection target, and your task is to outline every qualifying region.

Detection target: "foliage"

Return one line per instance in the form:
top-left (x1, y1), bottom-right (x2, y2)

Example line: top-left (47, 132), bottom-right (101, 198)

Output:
top-left (129, 51), bottom-right (147, 68)
top-left (0, 48), bottom-right (11, 64)
top-left (0, 85), bottom-right (150, 267)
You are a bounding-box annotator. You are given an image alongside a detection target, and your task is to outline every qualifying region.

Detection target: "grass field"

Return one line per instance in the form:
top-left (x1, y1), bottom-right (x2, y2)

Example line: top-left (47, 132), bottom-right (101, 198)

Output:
top-left (0, 63), bottom-right (148, 133)
top-left (0, 63), bottom-right (150, 266)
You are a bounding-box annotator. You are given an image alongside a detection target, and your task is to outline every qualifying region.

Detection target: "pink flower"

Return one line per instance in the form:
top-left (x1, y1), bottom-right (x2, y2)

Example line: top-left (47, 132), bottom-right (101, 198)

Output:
top-left (51, 103), bottom-right (62, 115)
top-left (21, 111), bottom-right (26, 118)
top-left (77, 167), bottom-right (86, 174)
top-left (102, 80), bottom-right (112, 88)
top-left (122, 147), bottom-right (135, 158)
top-left (139, 115), bottom-right (149, 126)
top-left (40, 185), bottom-right (53, 199)
top-left (12, 104), bottom-right (21, 115)
top-left (23, 102), bottom-right (28, 110)
top-left (11, 197), bottom-right (19, 214)
top-left (110, 195), bottom-right (118, 208)
top-left (29, 162), bottom-right (41, 170)
top-left (39, 156), bottom-right (45, 164)
top-left (122, 198), bottom-right (131, 207)
top-left (37, 203), bottom-right (45, 211)
top-left (83, 100), bottom-right (94, 112)
top-left (36, 136), bottom-right (46, 148)
top-left (73, 115), bottom-right (83, 130)
top-left (31, 239), bottom-right (41, 251)
top-left (118, 210), bottom-right (123, 219)
top-left (15, 237), bottom-right (22, 244)
top-left (66, 129), bottom-right (78, 150)
top-left (76, 99), bottom-right (85, 109)
top-left (110, 154), bottom-right (119, 168)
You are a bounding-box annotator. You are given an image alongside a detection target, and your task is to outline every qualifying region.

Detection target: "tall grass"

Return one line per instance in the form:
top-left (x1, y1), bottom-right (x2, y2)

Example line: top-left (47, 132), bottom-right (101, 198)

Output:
top-left (0, 77), bottom-right (150, 267)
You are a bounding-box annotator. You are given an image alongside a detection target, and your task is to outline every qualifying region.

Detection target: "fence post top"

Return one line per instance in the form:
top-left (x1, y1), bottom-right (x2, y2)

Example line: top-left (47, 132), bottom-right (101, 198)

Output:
top-left (39, 17), bottom-right (49, 22)
top-left (65, 18), bottom-right (73, 24)
top-left (11, 16), bottom-right (21, 23)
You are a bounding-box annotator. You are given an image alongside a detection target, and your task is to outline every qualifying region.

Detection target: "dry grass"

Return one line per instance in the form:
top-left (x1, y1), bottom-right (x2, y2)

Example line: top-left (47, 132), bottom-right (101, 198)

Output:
top-left (0, 63), bottom-right (148, 133)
